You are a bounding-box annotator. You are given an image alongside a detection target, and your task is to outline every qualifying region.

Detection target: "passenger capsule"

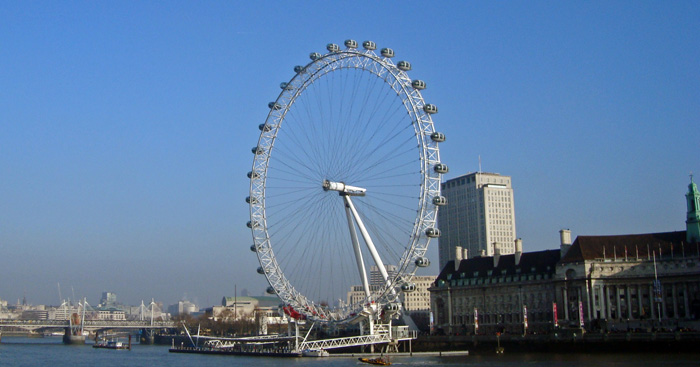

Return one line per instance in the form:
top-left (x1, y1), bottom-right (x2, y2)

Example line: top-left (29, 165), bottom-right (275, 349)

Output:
top-left (434, 163), bottom-right (449, 174)
top-left (415, 257), bottom-right (430, 267)
top-left (257, 267), bottom-right (265, 275)
top-left (259, 123), bottom-right (272, 132)
top-left (397, 61), bottom-right (411, 71)
top-left (280, 82), bottom-right (294, 90)
top-left (245, 196), bottom-right (258, 204)
top-left (423, 104), bottom-right (438, 114)
top-left (250, 244), bottom-right (257, 252)
top-left (326, 43), bottom-right (340, 52)
top-left (411, 80), bottom-right (426, 90)
top-left (247, 171), bottom-right (259, 179)
top-left (380, 48), bottom-right (394, 58)
top-left (252, 146), bottom-right (264, 155)
top-left (344, 39), bottom-right (358, 49)
top-left (266, 286), bottom-right (276, 295)
top-left (362, 40), bottom-right (376, 50)
top-left (401, 283), bottom-right (417, 293)
top-left (294, 65), bottom-right (305, 73)
top-left (268, 102), bottom-right (282, 110)
top-left (310, 52), bottom-right (321, 60)
top-left (432, 196), bottom-right (447, 206)
top-left (430, 132), bottom-right (446, 142)
top-left (384, 303), bottom-right (401, 311)
top-left (425, 227), bottom-right (441, 238)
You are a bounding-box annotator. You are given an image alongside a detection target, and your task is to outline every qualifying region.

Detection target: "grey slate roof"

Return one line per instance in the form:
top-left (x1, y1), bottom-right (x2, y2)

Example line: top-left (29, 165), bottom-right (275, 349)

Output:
top-left (560, 231), bottom-right (690, 264)
top-left (436, 249), bottom-right (561, 282)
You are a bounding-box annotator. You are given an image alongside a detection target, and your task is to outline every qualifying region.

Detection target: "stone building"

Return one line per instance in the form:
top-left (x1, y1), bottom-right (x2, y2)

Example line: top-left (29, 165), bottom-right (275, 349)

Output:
top-left (557, 231), bottom-right (700, 331)
top-left (429, 178), bottom-right (700, 335)
top-left (346, 285), bottom-right (381, 307)
top-left (209, 296), bottom-right (280, 322)
top-left (95, 308), bottom-right (127, 321)
top-left (430, 243), bottom-right (560, 335)
top-left (403, 275), bottom-right (435, 312)
top-left (555, 177), bottom-right (700, 331)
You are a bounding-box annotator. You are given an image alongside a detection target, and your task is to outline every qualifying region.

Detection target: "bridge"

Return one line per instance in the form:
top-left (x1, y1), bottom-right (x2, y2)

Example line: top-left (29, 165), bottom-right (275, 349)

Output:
top-left (0, 319), bottom-right (177, 344)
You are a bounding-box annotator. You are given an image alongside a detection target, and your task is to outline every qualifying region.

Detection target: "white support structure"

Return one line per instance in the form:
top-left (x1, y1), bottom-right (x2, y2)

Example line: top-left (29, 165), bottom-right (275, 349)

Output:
top-left (344, 198), bottom-right (371, 299)
top-left (343, 194), bottom-right (391, 289)
top-left (299, 324), bottom-right (415, 351)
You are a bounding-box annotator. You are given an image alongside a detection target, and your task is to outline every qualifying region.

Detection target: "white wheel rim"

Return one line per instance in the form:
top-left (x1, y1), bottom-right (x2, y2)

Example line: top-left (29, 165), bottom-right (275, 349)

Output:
top-left (249, 43), bottom-right (443, 323)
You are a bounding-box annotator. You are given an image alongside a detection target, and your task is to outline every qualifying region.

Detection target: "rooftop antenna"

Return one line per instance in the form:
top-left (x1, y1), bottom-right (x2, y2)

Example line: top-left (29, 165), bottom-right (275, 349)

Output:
top-left (478, 155), bottom-right (482, 174)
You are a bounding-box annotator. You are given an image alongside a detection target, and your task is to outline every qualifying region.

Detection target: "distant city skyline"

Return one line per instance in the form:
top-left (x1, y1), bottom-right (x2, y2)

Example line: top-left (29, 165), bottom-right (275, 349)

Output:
top-left (1, 2), bottom-right (698, 306)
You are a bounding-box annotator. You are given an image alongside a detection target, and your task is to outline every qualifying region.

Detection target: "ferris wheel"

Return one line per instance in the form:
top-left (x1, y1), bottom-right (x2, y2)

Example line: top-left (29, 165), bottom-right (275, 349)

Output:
top-left (247, 40), bottom-right (447, 324)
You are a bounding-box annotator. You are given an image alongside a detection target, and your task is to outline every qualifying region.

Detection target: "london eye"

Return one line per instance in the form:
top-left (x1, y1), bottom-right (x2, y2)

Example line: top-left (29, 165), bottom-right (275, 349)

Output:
top-left (247, 40), bottom-right (447, 324)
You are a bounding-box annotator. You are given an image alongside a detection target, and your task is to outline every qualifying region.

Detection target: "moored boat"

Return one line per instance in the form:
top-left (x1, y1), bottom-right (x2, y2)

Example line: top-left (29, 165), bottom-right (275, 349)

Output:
top-left (93, 339), bottom-right (130, 350)
top-left (93, 335), bottom-right (132, 350)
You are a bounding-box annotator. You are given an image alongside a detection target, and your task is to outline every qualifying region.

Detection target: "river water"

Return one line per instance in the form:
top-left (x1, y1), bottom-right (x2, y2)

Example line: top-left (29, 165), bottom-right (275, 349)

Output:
top-left (1, 337), bottom-right (698, 367)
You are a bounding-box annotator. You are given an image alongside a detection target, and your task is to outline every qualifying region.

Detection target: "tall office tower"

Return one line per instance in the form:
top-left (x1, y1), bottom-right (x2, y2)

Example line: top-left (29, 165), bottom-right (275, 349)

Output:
top-left (100, 292), bottom-right (117, 307)
top-left (437, 172), bottom-right (517, 270)
top-left (370, 264), bottom-right (398, 288)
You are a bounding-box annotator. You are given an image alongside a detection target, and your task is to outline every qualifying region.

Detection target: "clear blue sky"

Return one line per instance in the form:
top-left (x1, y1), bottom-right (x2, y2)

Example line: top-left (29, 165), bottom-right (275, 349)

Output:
top-left (1, 1), bottom-right (698, 307)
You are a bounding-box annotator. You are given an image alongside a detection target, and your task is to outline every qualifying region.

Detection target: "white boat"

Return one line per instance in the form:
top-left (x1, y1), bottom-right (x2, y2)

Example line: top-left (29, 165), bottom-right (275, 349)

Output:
top-left (302, 348), bottom-right (330, 357)
top-left (93, 339), bottom-right (130, 350)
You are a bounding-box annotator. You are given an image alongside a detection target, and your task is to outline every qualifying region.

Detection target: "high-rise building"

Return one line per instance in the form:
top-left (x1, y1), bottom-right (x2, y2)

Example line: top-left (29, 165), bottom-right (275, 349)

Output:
top-left (370, 264), bottom-right (398, 288)
top-left (100, 292), bottom-right (117, 307)
top-left (437, 172), bottom-right (517, 270)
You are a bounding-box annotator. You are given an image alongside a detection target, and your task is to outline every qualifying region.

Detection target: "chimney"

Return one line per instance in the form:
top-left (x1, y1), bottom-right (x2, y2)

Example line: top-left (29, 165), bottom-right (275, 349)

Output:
top-left (455, 246), bottom-right (463, 270)
top-left (560, 229), bottom-right (572, 257)
top-left (493, 246), bottom-right (501, 268)
top-left (463, 248), bottom-right (469, 260)
top-left (480, 249), bottom-right (486, 257)
top-left (514, 238), bottom-right (523, 266)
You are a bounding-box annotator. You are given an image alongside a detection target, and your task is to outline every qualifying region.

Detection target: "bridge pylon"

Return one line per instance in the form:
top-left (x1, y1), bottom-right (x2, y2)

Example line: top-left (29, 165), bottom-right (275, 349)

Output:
top-left (140, 328), bottom-right (155, 344)
top-left (62, 327), bottom-right (86, 345)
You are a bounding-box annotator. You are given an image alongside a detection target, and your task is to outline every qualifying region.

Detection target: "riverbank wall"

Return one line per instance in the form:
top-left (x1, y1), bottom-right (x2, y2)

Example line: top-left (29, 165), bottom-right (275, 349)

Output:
top-left (413, 331), bottom-right (700, 354)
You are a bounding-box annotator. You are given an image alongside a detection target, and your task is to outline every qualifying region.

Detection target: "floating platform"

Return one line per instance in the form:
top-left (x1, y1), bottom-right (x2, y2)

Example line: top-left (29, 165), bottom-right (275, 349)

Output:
top-left (169, 346), bottom-right (301, 357)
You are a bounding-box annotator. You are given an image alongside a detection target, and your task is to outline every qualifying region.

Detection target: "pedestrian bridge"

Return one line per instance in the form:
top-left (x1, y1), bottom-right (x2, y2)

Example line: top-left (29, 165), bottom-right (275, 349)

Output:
top-left (0, 319), bottom-right (175, 333)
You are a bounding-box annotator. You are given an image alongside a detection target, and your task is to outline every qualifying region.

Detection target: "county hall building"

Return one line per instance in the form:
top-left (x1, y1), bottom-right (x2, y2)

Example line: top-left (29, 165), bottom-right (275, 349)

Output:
top-left (429, 178), bottom-right (700, 335)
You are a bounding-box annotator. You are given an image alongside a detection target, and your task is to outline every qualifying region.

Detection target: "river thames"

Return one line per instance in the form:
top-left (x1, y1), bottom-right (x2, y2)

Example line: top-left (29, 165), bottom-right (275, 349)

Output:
top-left (1, 337), bottom-right (699, 367)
